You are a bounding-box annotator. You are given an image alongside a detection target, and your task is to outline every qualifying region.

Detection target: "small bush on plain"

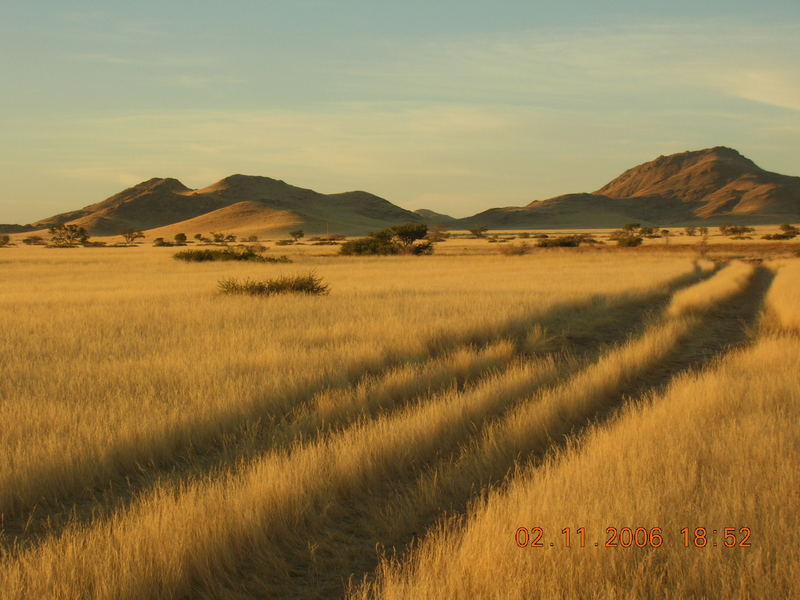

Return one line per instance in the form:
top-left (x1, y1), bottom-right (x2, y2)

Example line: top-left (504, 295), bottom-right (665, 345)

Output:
top-left (616, 235), bottom-right (644, 247)
top-left (174, 247), bottom-right (291, 263)
top-left (537, 235), bottom-right (582, 248)
top-left (218, 273), bottom-right (329, 296)
top-left (498, 241), bottom-right (531, 255)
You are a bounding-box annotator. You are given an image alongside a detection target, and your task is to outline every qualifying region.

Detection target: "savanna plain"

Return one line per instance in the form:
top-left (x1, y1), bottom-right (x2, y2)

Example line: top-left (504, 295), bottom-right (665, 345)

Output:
top-left (0, 241), bottom-right (798, 599)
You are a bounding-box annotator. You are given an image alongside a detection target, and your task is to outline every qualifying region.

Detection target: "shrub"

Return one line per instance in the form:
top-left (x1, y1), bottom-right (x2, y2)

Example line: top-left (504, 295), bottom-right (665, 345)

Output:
top-left (427, 226), bottom-right (449, 242)
top-left (275, 240), bottom-right (294, 246)
top-left (0, 234), bottom-right (10, 247)
top-left (174, 233), bottom-right (187, 244)
top-left (339, 223), bottom-right (433, 255)
top-left (616, 235), bottom-right (644, 247)
top-left (22, 235), bottom-right (45, 245)
top-left (518, 232), bottom-right (531, 239)
top-left (153, 238), bottom-right (175, 247)
top-left (218, 273), bottom-right (329, 296)
top-left (340, 236), bottom-right (397, 255)
top-left (173, 247), bottom-right (291, 263)
top-left (498, 241), bottom-right (531, 255)
top-left (537, 235), bottom-right (582, 248)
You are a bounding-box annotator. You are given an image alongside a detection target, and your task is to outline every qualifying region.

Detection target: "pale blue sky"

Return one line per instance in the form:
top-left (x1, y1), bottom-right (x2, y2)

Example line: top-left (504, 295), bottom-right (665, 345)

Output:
top-left (2, 1), bottom-right (799, 222)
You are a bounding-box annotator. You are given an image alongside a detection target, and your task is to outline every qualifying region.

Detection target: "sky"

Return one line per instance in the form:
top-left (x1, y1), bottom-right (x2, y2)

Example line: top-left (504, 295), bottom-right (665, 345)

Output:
top-left (2, 1), bottom-right (799, 223)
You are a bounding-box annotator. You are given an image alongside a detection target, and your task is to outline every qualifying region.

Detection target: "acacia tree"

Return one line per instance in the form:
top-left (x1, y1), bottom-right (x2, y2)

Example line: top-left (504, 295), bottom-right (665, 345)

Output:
top-left (49, 224), bottom-right (89, 247)
top-left (339, 222), bottom-right (433, 255)
top-left (289, 229), bottom-right (304, 241)
top-left (469, 225), bottom-right (489, 238)
top-left (388, 222), bottom-right (428, 253)
top-left (120, 229), bottom-right (145, 245)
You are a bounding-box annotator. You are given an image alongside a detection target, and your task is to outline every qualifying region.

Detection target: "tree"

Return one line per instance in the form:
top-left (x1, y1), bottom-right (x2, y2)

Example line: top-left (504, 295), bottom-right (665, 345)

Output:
top-left (469, 225), bottom-right (489, 238)
top-left (698, 226), bottom-right (709, 236)
top-left (622, 222), bottom-right (641, 232)
top-left (211, 232), bottom-right (226, 243)
top-left (661, 229), bottom-right (672, 245)
top-left (340, 222), bottom-right (433, 256)
top-left (174, 233), bottom-right (187, 244)
top-left (48, 224), bottom-right (89, 246)
top-left (685, 226), bottom-right (697, 236)
top-left (194, 233), bottom-right (203, 240)
top-left (388, 222), bottom-right (428, 253)
top-left (289, 229), bottom-right (304, 242)
top-left (120, 229), bottom-right (145, 245)
top-left (22, 235), bottom-right (45, 245)
top-left (0, 234), bottom-right (10, 247)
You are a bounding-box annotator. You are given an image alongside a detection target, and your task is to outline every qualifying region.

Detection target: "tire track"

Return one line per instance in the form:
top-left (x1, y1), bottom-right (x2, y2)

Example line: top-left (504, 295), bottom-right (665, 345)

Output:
top-left (204, 266), bottom-right (773, 600)
top-left (1, 267), bottom-right (715, 553)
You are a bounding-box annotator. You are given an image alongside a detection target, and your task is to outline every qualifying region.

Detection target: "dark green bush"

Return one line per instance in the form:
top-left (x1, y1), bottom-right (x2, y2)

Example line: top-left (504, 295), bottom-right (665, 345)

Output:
top-left (537, 235), bottom-right (582, 248)
top-left (616, 235), bottom-right (644, 247)
top-left (218, 273), bottom-right (329, 296)
top-left (340, 236), bottom-right (398, 255)
top-left (339, 223), bottom-right (433, 255)
top-left (173, 247), bottom-right (291, 263)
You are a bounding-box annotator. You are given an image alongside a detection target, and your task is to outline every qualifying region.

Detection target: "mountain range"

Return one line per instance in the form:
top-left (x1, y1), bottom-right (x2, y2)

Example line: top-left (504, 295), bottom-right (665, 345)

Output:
top-left (3, 147), bottom-right (798, 236)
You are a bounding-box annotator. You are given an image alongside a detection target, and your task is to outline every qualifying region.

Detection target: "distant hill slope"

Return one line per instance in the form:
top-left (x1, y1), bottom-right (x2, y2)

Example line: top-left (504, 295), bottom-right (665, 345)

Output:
top-left (414, 209), bottom-right (457, 224)
top-left (22, 175), bottom-right (423, 236)
top-left (3, 147), bottom-right (798, 236)
top-left (457, 147), bottom-right (800, 229)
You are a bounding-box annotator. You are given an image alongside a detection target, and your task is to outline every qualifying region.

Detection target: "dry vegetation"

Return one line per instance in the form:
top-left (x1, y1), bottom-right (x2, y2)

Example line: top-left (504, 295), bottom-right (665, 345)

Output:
top-left (0, 243), bottom-right (796, 599)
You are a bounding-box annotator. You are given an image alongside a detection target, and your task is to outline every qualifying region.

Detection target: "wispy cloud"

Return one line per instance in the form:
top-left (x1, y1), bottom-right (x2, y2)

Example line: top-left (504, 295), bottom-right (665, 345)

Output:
top-left (722, 69), bottom-right (800, 112)
top-left (347, 22), bottom-right (800, 112)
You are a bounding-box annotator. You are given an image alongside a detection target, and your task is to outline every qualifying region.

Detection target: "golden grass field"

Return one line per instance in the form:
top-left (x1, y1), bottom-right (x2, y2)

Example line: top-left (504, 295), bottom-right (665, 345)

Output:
top-left (0, 239), bottom-right (797, 599)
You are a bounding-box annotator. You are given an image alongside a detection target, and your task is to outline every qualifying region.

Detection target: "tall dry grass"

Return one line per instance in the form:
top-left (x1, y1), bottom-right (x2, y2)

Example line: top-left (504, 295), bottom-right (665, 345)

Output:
top-left (764, 259), bottom-right (800, 331)
top-left (0, 247), bottom-right (698, 520)
top-left (354, 334), bottom-right (800, 600)
top-left (666, 260), bottom-right (753, 316)
top-left (0, 247), bottom-right (714, 598)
